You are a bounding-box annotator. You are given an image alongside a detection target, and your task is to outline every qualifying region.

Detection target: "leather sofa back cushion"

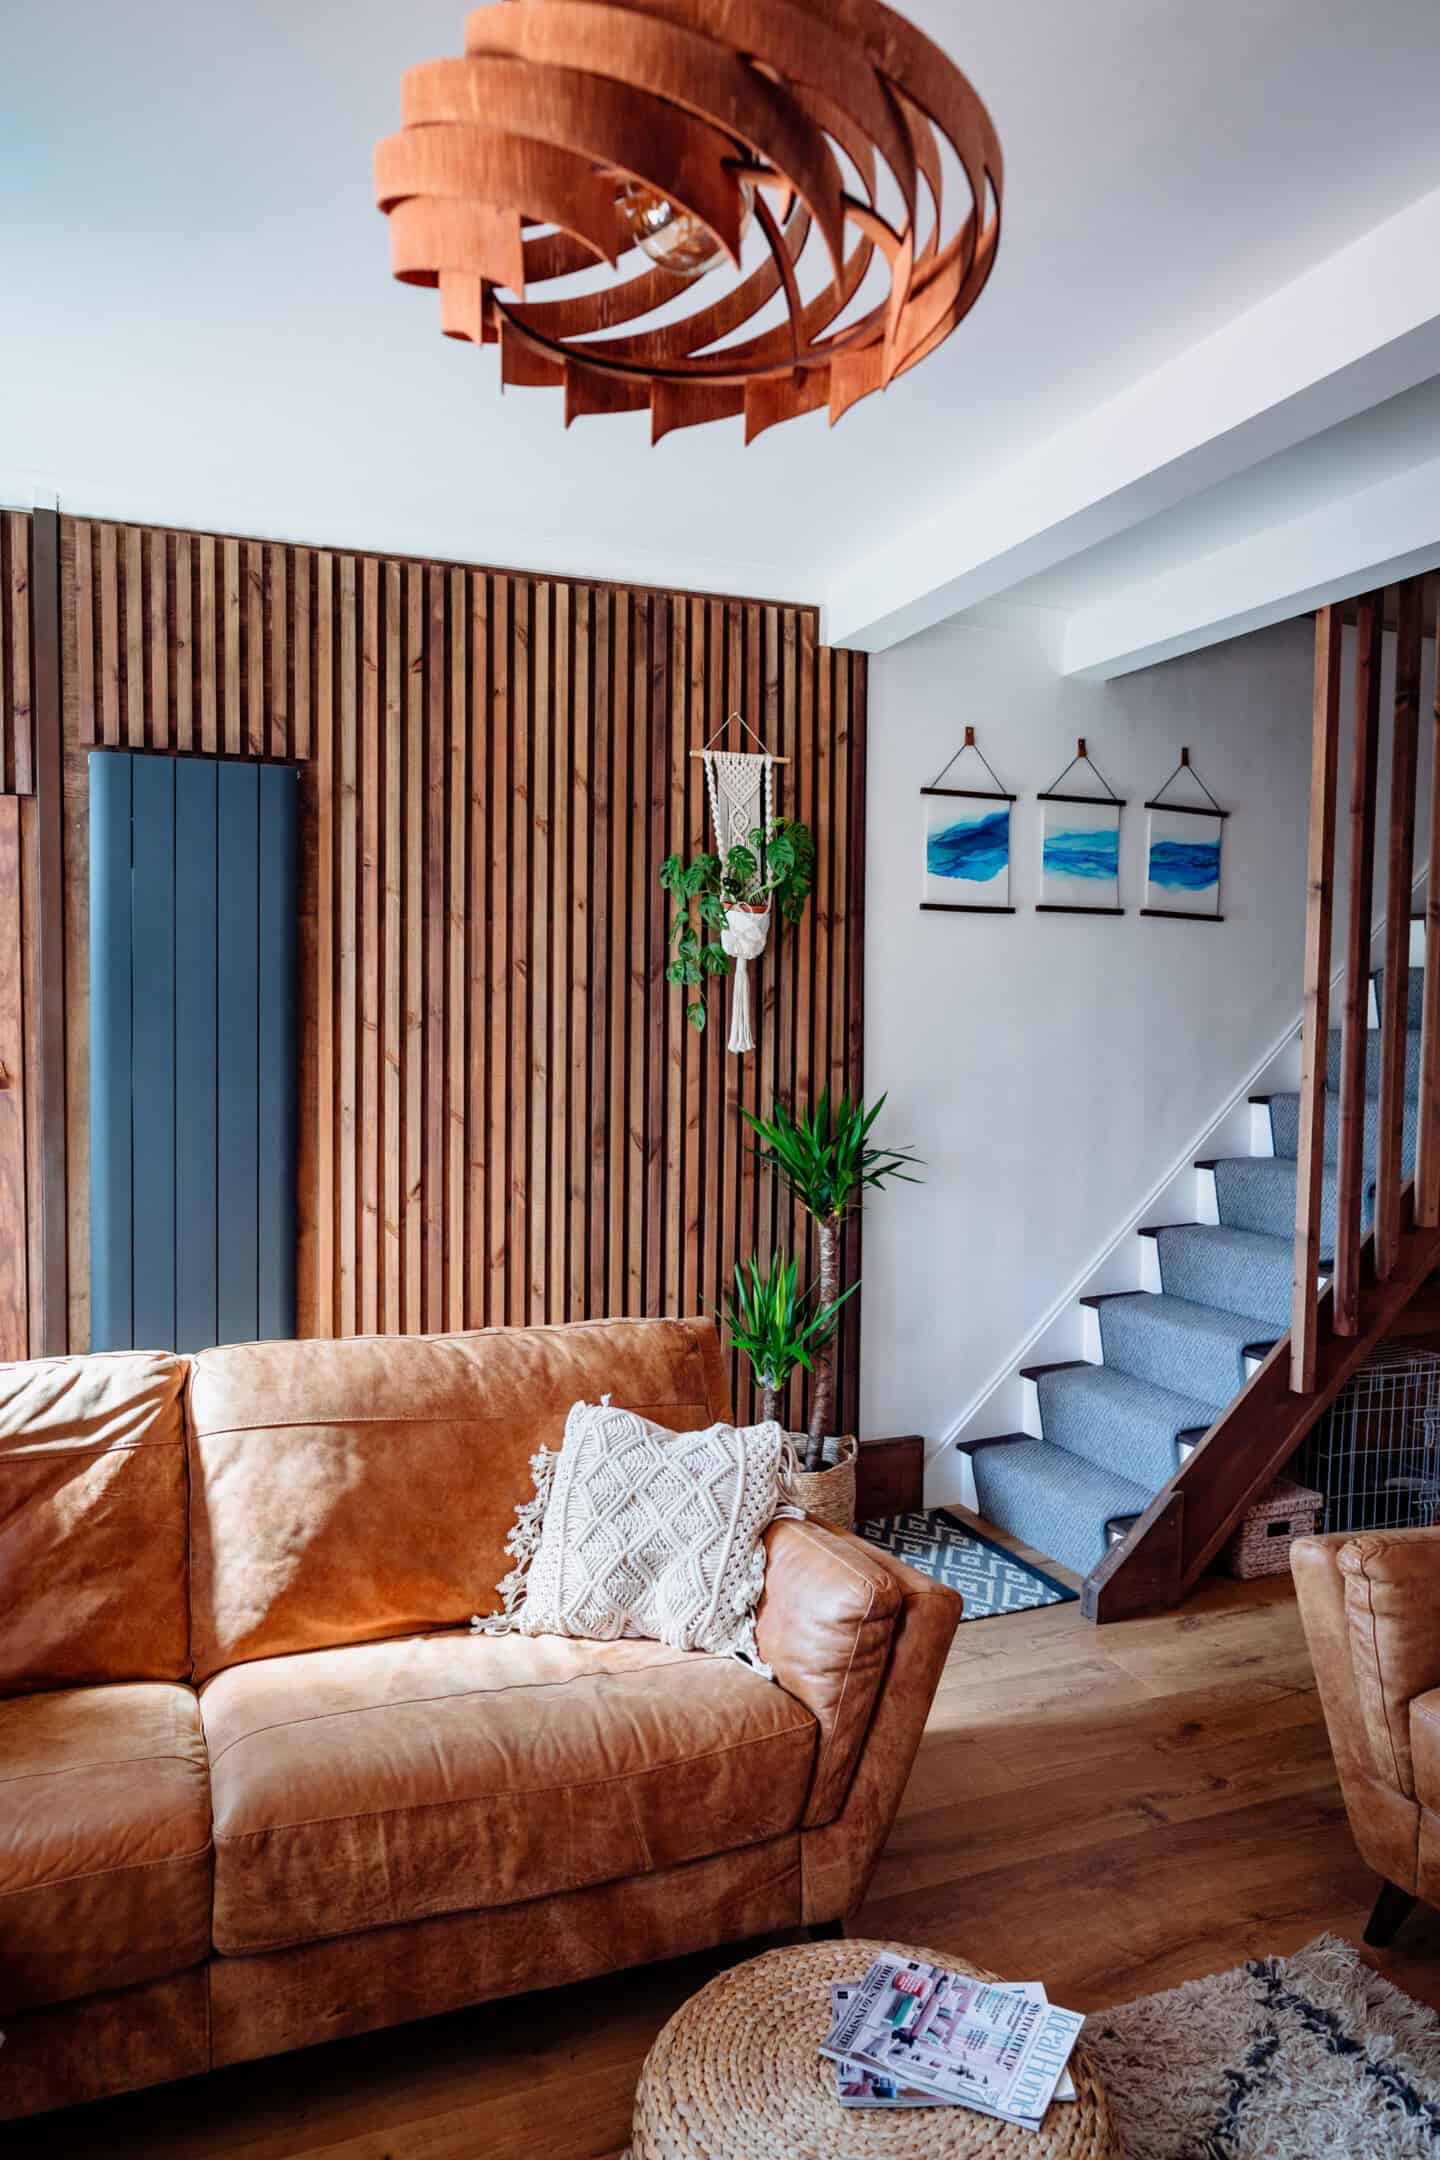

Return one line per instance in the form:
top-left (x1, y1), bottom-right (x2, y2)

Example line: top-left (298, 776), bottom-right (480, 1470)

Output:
top-left (0, 1351), bottom-right (191, 1693)
top-left (186, 1317), bottom-right (733, 1681)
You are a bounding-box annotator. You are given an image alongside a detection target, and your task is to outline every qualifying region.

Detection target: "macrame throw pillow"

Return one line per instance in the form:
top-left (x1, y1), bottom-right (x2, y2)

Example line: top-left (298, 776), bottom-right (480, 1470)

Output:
top-left (473, 1398), bottom-right (793, 1677)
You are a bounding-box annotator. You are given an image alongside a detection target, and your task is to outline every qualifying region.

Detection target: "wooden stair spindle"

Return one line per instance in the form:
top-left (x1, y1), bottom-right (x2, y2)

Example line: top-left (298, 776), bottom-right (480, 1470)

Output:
top-left (1376, 578), bottom-right (1423, 1278)
top-left (1334, 591), bottom-right (1384, 1335)
top-left (1290, 606), bottom-right (1343, 1391)
top-left (1418, 579), bottom-right (1440, 1229)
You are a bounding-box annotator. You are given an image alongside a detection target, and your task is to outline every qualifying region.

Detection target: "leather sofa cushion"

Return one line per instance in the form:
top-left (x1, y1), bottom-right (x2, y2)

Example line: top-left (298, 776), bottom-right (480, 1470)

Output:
top-left (201, 1628), bottom-right (816, 1954)
top-left (0, 1350), bottom-right (190, 1692)
top-left (0, 1683), bottom-right (212, 2015)
top-left (753, 1518), bottom-right (905, 1827)
top-left (186, 1317), bottom-right (732, 1681)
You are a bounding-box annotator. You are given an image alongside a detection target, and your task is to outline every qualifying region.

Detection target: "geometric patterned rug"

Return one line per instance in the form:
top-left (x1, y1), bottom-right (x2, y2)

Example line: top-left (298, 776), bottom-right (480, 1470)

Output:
top-left (857, 1508), bottom-right (1078, 1621)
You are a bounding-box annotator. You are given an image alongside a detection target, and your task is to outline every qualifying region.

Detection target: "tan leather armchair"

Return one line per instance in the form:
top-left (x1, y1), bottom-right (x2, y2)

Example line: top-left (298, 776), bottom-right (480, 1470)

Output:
top-left (1291, 1526), bottom-right (1440, 1947)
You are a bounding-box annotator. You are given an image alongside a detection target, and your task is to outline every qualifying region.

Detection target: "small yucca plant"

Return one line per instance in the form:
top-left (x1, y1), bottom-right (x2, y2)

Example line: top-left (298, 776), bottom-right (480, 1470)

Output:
top-left (718, 1253), bottom-right (856, 1427)
top-left (744, 1091), bottom-right (920, 1462)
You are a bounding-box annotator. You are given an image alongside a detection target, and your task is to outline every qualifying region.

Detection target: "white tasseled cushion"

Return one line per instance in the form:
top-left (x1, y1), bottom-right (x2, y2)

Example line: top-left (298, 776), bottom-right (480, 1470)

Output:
top-left (475, 1399), bottom-right (790, 1675)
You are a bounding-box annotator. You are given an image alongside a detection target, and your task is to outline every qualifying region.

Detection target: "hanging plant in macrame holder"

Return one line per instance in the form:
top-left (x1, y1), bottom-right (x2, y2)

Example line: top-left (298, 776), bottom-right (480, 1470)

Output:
top-left (660, 716), bottom-right (815, 1054)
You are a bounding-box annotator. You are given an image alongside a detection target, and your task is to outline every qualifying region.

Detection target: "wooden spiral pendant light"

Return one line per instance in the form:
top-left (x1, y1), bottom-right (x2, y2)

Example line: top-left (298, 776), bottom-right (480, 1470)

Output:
top-left (375, 0), bottom-right (1004, 442)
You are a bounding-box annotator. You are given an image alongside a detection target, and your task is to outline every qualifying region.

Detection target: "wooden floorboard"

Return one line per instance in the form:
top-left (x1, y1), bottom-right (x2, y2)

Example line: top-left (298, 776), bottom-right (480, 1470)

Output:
top-left (18, 1574), bottom-right (1440, 2160)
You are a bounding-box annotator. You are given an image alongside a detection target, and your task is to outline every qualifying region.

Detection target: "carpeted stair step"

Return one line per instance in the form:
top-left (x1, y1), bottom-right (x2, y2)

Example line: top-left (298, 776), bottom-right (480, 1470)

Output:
top-left (1265, 1088), bottom-right (1418, 1173)
top-left (1095, 1291), bottom-right (1270, 1410)
top-left (970, 1436), bottom-right (1152, 1582)
top-left (1036, 1364), bottom-right (1213, 1487)
top-left (1324, 1025), bottom-right (1422, 1101)
top-left (1209, 1155), bottom-right (1349, 1245)
top-left (1151, 1223), bottom-right (1295, 1329)
top-left (1375, 965), bottom-right (1426, 1030)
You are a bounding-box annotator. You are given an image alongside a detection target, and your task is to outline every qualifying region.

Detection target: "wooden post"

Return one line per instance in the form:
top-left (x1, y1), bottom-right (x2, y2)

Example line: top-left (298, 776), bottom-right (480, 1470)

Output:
top-left (30, 509), bottom-right (68, 1355)
top-left (1418, 581), bottom-right (1440, 1228)
top-left (1334, 592), bottom-right (1384, 1336)
top-left (1376, 578), bottom-right (1423, 1278)
top-left (1291, 607), bottom-right (1343, 1391)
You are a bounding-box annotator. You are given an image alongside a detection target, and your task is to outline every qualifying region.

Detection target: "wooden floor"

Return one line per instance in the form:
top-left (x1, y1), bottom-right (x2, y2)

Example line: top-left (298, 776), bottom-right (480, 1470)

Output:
top-left (21, 1560), bottom-right (1440, 2160)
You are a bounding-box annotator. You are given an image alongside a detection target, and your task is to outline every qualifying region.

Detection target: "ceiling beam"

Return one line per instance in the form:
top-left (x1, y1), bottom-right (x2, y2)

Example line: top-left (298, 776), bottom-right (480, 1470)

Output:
top-left (825, 184), bottom-right (1440, 653)
top-left (1061, 457), bottom-right (1440, 679)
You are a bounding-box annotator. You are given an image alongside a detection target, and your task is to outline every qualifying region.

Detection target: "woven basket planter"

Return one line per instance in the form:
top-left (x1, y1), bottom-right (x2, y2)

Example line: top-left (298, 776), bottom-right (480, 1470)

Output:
top-left (1220, 1475), bottom-right (1324, 1579)
top-left (779, 1434), bottom-right (858, 1533)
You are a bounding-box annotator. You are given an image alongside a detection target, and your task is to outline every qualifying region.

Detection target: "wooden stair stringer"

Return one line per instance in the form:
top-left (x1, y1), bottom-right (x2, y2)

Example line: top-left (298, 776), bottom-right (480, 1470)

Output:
top-left (1082, 1186), bottom-right (1440, 1623)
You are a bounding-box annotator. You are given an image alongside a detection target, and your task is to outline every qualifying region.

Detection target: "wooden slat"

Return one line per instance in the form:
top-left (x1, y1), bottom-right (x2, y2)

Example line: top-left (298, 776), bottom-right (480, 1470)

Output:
top-left (447, 566), bottom-right (469, 1331)
top-left (529, 581), bottom-right (550, 1325)
top-left (124, 526), bottom-right (145, 748)
top-left (468, 572), bottom-right (489, 1325)
top-left (73, 522), bottom-right (95, 748)
top-left (509, 577), bottom-right (532, 1327)
top-left (269, 544), bottom-right (289, 762)
top-left (628, 593), bottom-right (649, 1318)
top-left (337, 556), bottom-right (359, 1335)
top-left (0, 799), bottom-right (27, 1356)
top-left (608, 591), bottom-right (631, 1317)
top-left (425, 567), bottom-right (446, 1332)
top-left (383, 561), bottom-right (403, 1333)
top-left (99, 524), bottom-right (120, 745)
top-left (359, 560), bottom-right (381, 1334)
top-left (293, 547), bottom-right (311, 763)
top-left (1290, 606), bottom-right (1343, 1390)
top-left (223, 537), bottom-right (242, 757)
top-left (29, 512), bottom-right (67, 1356)
top-left (148, 530), bottom-right (169, 752)
top-left (314, 552), bottom-right (336, 1336)
top-left (588, 588), bottom-right (611, 1321)
top-left (245, 542), bottom-right (266, 758)
top-left (645, 597), bottom-right (668, 1320)
top-left (198, 536), bottom-right (217, 753)
top-left (568, 587), bottom-right (591, 1321)
top-left (488, 574), bottom-right (512, 1330)
top-left (1375, 577), bottom-right (1423, 1280)
top-left (1419, 581), bottom-right (1440, 1229)
top-left (9, 516), bottom-right (33, 793)
top-left (175, 533), bottom-right (192, 753)
top-left (550, 582), bottom-right (571, 1322)
top-left (1333, 591), bottom-right (1384, 1335)
top-left (404, 564), bottom-right (425, 1333)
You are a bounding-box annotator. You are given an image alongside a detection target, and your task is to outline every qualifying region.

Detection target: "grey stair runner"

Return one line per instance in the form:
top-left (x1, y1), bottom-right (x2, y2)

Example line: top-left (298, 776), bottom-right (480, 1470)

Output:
top-left (964, 988), bottom-right (1421, 1582)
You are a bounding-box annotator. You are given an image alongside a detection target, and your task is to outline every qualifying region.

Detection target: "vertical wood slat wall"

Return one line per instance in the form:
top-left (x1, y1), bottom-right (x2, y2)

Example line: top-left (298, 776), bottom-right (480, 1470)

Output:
top-left (49, 514), bottom-right (866, 1426)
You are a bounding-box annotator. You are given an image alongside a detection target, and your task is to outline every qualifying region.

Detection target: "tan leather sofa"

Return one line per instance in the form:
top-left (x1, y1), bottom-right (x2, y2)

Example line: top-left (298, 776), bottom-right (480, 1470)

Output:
top-left (0, 1316), bottom-right (960, 2121)
top-left (1291, 1524), bottom-right (1440, 1949)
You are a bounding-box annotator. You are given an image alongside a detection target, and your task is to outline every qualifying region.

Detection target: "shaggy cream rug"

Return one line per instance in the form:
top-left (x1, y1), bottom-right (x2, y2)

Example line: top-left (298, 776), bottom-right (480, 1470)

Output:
top-left (1088, 1934), bottom-right (1440, 2158)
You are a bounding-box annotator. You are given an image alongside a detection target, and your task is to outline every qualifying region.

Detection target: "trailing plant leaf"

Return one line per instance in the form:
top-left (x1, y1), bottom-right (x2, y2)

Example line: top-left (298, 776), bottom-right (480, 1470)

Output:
top-left (659, 815), bottom-right (816, 1033)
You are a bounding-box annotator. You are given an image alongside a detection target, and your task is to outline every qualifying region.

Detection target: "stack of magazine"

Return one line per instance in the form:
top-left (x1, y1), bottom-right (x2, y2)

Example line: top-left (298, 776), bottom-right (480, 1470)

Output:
top-left (818, 1954), bottom-right (1084, 2130)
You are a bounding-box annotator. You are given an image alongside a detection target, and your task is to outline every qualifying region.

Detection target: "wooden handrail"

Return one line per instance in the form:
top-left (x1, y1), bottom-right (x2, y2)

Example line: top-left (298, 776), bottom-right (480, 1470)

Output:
top-left (1334, 593), bottom-right (1384, 1335)
top-left (1376, 580), bottom-right (1423, 1279)
top-left (1290, 607), bottom-right (1342, 1391)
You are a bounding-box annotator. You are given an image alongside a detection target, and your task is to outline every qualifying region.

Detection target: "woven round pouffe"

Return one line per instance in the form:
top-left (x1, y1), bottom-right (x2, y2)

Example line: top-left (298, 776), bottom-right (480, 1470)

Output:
top-left (629, 1940), bottom-right (1118, 2160)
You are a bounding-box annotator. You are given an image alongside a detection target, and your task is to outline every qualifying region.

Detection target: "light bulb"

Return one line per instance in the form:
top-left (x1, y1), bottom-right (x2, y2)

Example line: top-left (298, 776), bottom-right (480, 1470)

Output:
top-left (615, 177), bottom-right (755, 280)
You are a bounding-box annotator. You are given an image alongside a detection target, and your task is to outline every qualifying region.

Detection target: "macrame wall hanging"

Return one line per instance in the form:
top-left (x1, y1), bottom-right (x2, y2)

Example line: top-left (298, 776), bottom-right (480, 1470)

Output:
top-left (696, 714), bottom-right (785, 1054)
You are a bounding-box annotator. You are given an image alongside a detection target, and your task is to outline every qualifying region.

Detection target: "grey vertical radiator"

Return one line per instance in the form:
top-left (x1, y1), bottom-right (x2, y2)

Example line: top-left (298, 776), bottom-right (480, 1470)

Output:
top-left (90, 752), bottom-right (298, 1352)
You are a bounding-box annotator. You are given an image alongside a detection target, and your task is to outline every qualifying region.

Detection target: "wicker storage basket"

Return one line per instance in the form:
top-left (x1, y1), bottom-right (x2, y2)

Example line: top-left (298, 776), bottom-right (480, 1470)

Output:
top-left (1220, 1475), bottom-right (1324, 1579)
top-left (778, 1434), bottom-right (858, 1533)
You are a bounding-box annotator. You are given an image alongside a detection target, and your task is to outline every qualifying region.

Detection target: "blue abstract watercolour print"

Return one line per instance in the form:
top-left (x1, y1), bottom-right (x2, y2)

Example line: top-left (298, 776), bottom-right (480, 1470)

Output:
top-left (1145, 807), bottom-right (1223, 916)
top-left (1038, 797), bottom-right (1121, 910)
top-left (922, 794), bottom-right (1011, 908)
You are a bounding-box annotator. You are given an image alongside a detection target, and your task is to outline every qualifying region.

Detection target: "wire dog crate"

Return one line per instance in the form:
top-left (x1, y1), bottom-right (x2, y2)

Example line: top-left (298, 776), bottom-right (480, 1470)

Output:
top-left (1291, 1344), bottom-right (1440, 1535)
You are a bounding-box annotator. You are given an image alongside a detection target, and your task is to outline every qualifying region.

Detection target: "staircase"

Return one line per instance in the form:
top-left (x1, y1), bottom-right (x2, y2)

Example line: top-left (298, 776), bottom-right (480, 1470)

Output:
top-left (959, 951), bottom-right (1425, 1584)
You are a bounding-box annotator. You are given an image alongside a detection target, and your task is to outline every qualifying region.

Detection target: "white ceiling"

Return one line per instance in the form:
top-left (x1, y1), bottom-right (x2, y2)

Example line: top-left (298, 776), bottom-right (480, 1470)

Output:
top-left (5, 0), bottom-right (1440, 649)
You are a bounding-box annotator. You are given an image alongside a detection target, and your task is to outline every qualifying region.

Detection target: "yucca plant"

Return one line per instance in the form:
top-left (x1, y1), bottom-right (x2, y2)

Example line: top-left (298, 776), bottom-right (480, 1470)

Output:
top-left (717, 1253), bottom-right (857, 1427)
top-left (744, 1091), bottom-right (921, 1464)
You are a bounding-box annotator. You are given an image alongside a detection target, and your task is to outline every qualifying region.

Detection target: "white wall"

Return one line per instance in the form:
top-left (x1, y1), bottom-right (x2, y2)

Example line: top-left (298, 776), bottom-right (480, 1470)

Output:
top-left (858, 605), bottom-right (1436, 1457)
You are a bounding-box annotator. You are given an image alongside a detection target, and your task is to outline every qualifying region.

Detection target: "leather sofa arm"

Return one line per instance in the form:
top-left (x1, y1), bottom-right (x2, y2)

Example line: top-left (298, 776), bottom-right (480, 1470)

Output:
top-left (1336, 1527), bottom-right (1440, 1798)
top-left (754, 1517), bottom-right (961, 1831)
